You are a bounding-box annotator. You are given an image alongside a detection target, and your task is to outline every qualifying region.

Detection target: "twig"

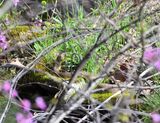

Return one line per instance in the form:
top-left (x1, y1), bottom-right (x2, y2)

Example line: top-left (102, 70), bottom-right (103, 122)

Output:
top-left (77, 81), bottom-right (134, 123)
top-left (92, 83), bottom-right (160, 93)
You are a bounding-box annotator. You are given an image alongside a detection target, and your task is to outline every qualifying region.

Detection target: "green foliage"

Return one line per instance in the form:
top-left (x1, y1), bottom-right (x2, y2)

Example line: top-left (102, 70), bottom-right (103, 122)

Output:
top-left (1, 1), bottom-right (160, 123)
top-left (0, 0), bottom-right (4, 7)
top-left (34, 37), bottom-right (56, 63)
top-left (33, 10), bottom-right (110, 73)
top-left (33, 0), bottom-right (140, 74)
top-left (143, 90), bottom-right (160, 112)
top-left (0, 97), bottom-right (20, 123)
top-left (142, 90), bottom-right (160, 123)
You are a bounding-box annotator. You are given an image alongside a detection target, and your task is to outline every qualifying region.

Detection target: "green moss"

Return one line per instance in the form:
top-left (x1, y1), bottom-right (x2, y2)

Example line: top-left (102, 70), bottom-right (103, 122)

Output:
top-left (0, 97), bottom-right (20, 123)
top-left (18, 71), bottom-right (61, 85)
top-left (8, 26), bottom-right (47, 42)
top-left (91, 92), bottom-right (114, 102)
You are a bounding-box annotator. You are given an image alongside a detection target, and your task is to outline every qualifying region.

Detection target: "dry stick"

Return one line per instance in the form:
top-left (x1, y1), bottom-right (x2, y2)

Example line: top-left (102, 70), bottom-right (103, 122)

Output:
top-left (50, 19), bottom-right (133, 123)
top-left (77, 81), bottom-right (134, 123)
top-left (143, 72), bottom-right (160, 81)
top-left (48, 9), bottom-right (159, 123)
top-left (1, 7), bottom-right (159, 123)
top-left (0, 31), bottom-right (93, 123)
top-left (117, 108), bottom-right (150, 117)
top-left (46, 33), bottom-right (105, 122)
top-left (138, 1), bottom-right (147, 88)
top-left (78, 21), bottom-right (144, 123)
top-left (0, 27), bottom-right (98, 58)
top-left (79, 3), bottom-right (149, 123)
top-left (0, 0), bottom-right (12, 17)
top-left (49, 8), bottom-right (160, 123)
top-left (0, 34), bottom-right (51, 57)
top-left (68, 0), bottom-right (124, 85)
top-left (92, 84), bottom-right (160, 93)
top-left (1, 63), bottom-right (63, 84)
top-left (139, 66), bottom-right (154, 78)
top-left (50, 76), bottom-right (104, 123)
top-left (68, 0), bottom-right (124, 88)
top-left (48, 24), bottom-right (111, 123)
top-left (45, 15), bottom-right (109, 123)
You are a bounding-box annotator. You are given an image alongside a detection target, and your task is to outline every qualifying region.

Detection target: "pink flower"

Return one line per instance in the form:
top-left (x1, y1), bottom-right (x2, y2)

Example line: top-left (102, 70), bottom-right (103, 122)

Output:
top-left (143, 47), bottom-right (160, 71)
top-left (2, 81), bottom-right (18, 98)
top-left (16, 113), bottom-right (24, 122)
top-left (12, 90), bottom-right (18, 98)
top-left (143, 47), bottom-right (160, 64)
top-left (35, 97), bottom-right (47, 110)
top-left (16, 112), bottom-right (34, 123)
top-left (2, 81), bottom-right (11, 92)
top-left (0, 33), bottom-right (8, 50)
top-left (21, 99), bottom-right (31, 111)
top-left (154, 60), bottom-right (160, 71)
top-left (12, 0), bottom-right (19, 7)
top-left (151, 113), bottom-right (160, 123)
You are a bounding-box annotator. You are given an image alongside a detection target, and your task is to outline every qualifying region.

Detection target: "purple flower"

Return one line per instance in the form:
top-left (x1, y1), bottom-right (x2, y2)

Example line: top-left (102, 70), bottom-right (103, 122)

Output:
top-left (2, 81), bottom-right (11, 92)
top-left (143, 47), bottom-right (160, 71)
top-left (12, 90), bottom-right (18, 98)
top-left (16, 112), bottom-right (34, 123)
top-left (0, 33), bottom-right (8, 50)
top-left (154, 60), bottom-right (160, 71)
top-left (21, 99), bottom-right (31, 111)
top-left (12, 0), bottom-right (19, 7)
top-left (143, 47), bottom-right (160, 64)
top-left (35, 97), bottom-right (47, 110)
top-left (151, 113), bottom-right (160, 123)
top-left (16, 113), bottom-right (24, 122)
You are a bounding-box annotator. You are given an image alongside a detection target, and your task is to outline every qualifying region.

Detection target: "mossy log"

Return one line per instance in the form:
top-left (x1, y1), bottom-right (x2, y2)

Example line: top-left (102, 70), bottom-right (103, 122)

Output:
top-left (17, 71), bottom-right (61, 105)
top-left (8, 25), bottom-right (47, 43)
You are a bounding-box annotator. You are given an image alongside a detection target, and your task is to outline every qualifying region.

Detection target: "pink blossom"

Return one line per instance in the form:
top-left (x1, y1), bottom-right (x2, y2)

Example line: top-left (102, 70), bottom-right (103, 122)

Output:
top-left (154, 60), bottom-right (160, 71)
top-left (35, 97), bottom-right (47, 110)
top-left (143, 47), bottom-right (160, 64)
top-left (12, 0), bottom-right (19, 7)
top-left (2, 81), bottom-right (18, 98)
top-left (16, 113), bottom-right (24, 122)
top-left (0, 33), bottom-right (8, 50)
top-left (2, 81), bottom-right (11, 92)
top-left (151, 113), bottom-right (160, 123)
top-left (16, 112), bottom-right (34, 123)
top-left (12, 90), bottom-right (18, 98)
top-left (143, 47), bottom-right (160, 71)
top-left (21, 99), bottom-right (31, 111)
